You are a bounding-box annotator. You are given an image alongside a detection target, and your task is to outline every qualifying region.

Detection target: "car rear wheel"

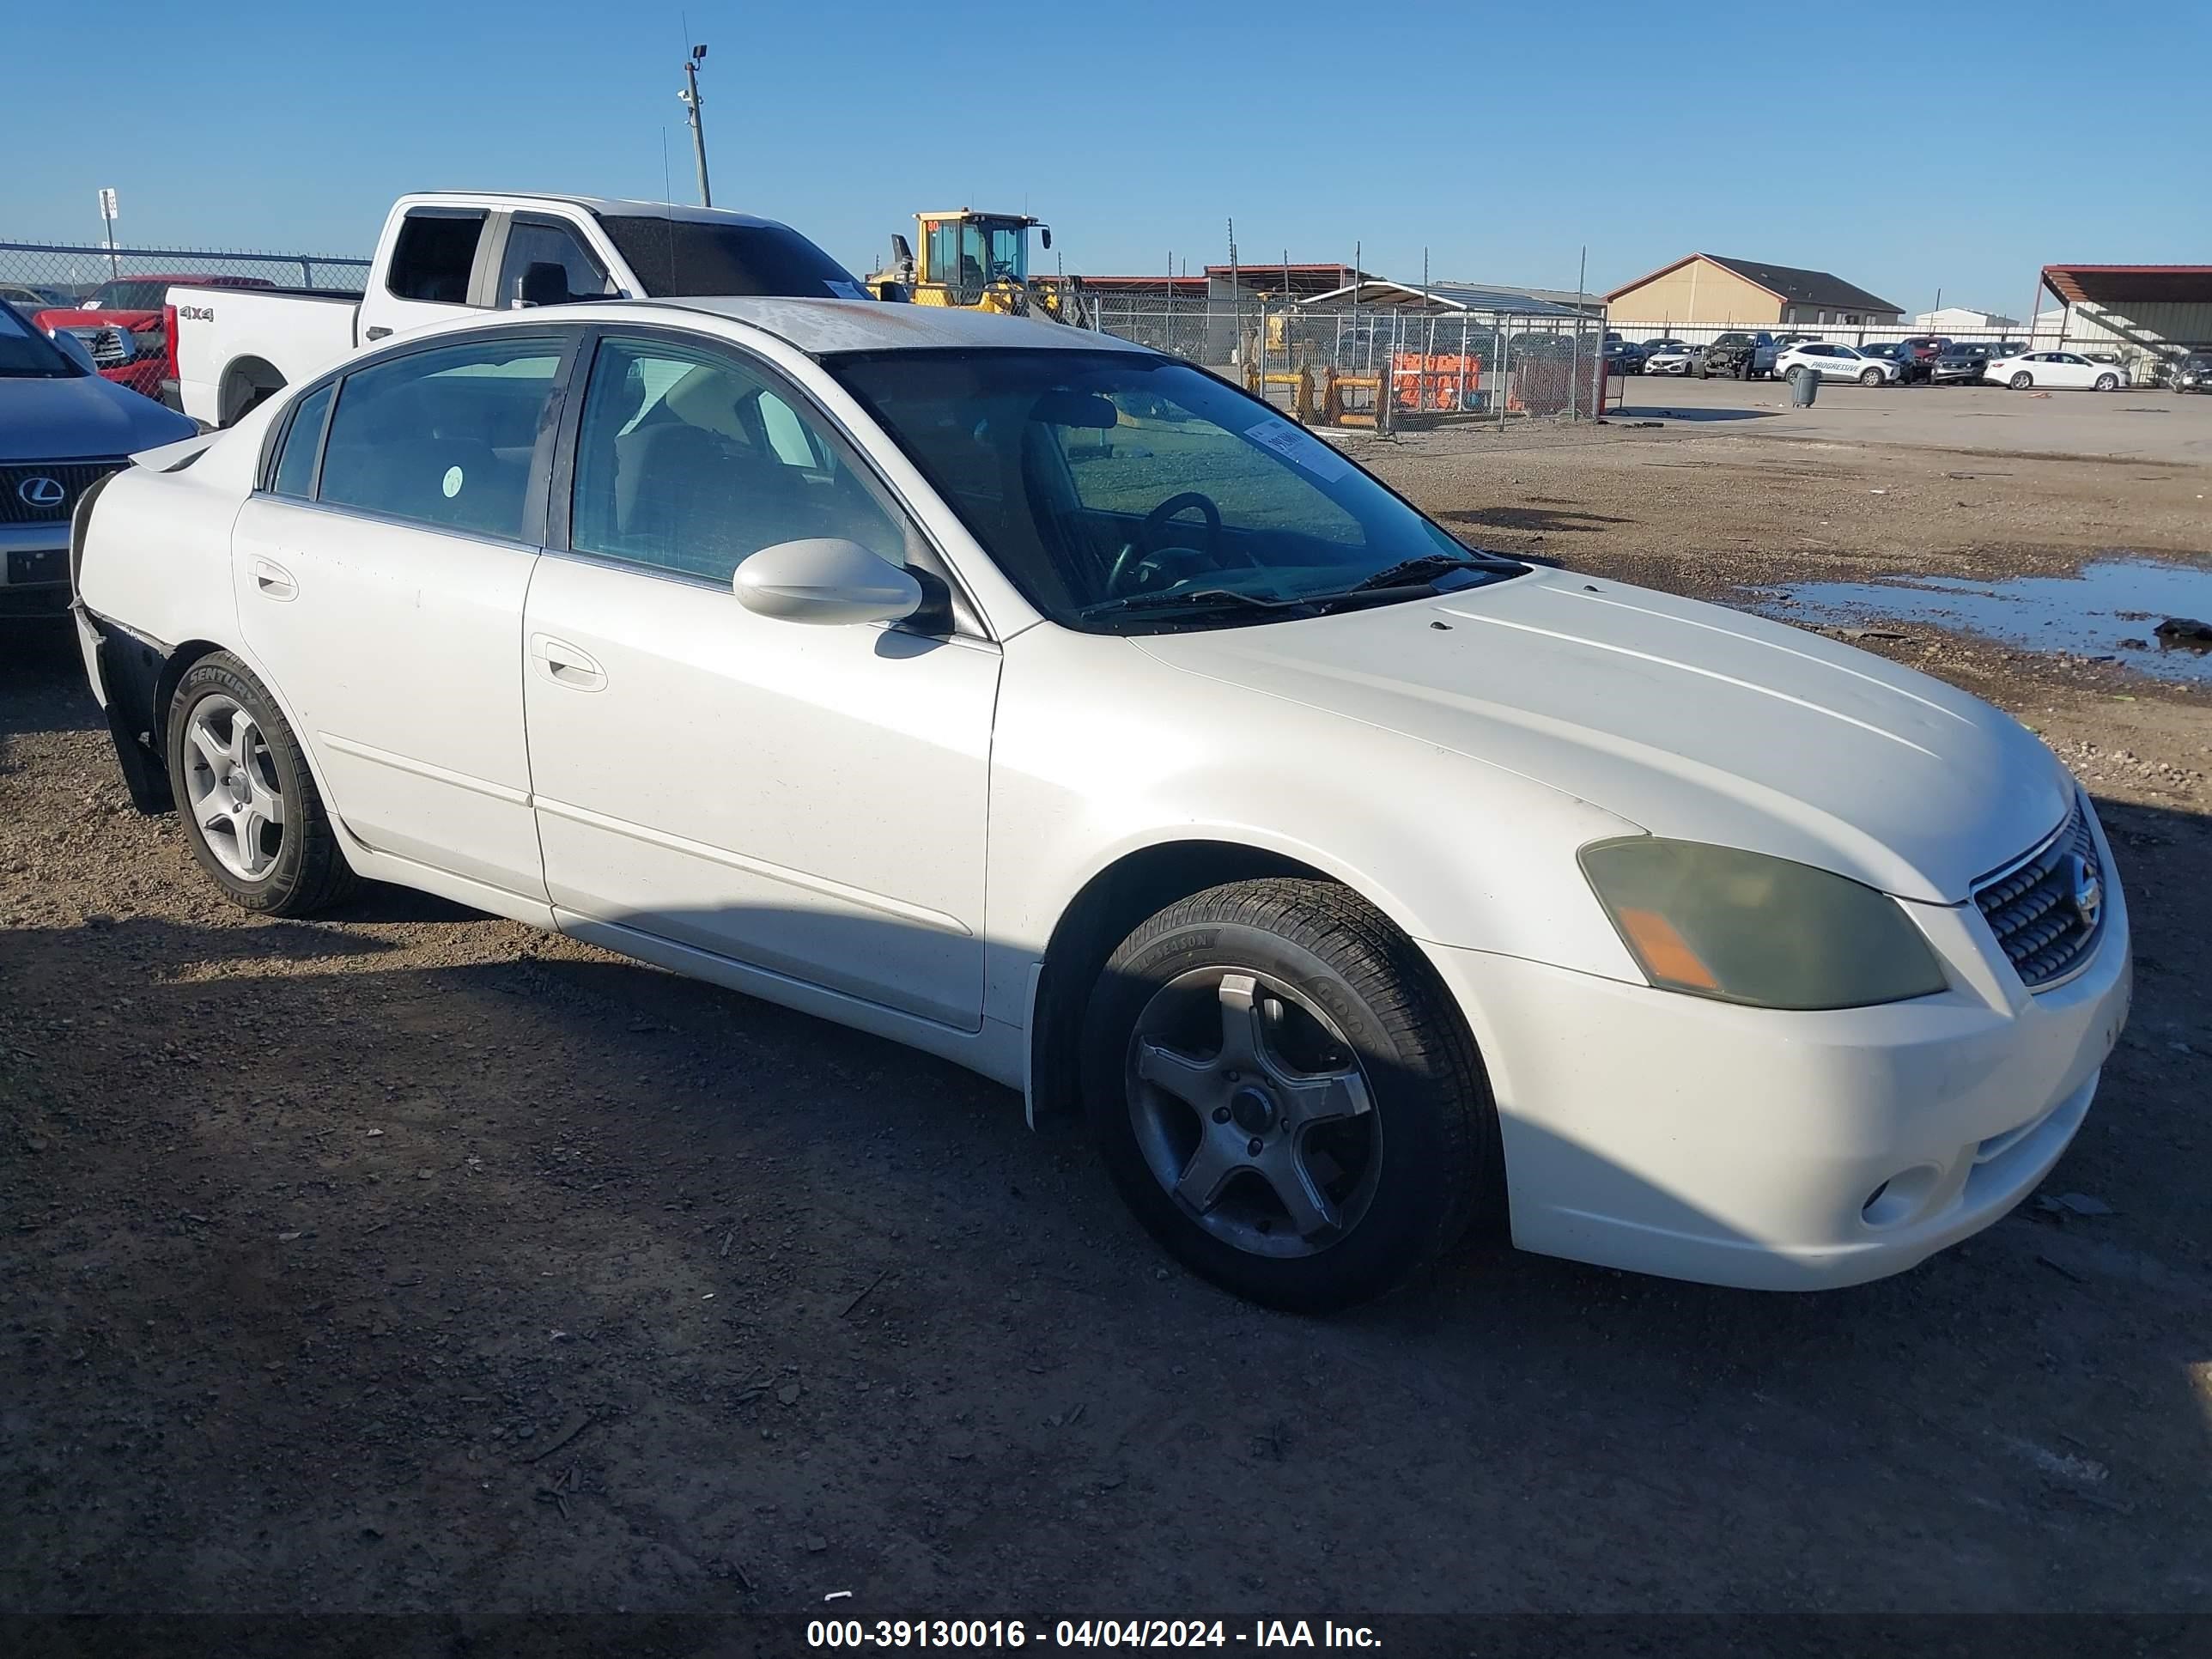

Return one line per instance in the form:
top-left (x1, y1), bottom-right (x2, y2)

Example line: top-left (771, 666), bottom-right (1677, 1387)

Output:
top-left (1082, 878), bottom-right (1495, 1312)
top-left (2094, 373), bottom-right (2119, 392)
top-left (2009, 371), bottom-right (2033, 390)
top-left (167, 653), bottom-right (357, 916)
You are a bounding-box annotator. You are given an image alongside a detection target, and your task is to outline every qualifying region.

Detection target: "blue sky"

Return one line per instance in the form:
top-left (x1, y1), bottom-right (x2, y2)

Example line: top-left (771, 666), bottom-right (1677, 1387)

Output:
top-left (6, 0), bottom-right (2208, 313)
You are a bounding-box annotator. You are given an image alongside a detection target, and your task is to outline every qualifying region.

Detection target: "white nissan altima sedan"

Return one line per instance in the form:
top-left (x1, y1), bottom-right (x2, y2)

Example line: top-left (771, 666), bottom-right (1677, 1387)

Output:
top-left (70, 299), bottom-right (2130, 1311)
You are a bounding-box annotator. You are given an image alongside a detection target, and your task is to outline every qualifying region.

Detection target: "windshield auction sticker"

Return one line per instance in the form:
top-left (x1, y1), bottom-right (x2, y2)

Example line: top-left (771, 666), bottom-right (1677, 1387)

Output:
top-left (1244, 418), bottom-right (1352, 483)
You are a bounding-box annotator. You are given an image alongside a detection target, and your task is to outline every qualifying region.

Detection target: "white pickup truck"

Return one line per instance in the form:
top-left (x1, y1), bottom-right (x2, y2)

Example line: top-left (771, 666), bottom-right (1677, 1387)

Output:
top-left (165, 191), bottom-right (872, 426)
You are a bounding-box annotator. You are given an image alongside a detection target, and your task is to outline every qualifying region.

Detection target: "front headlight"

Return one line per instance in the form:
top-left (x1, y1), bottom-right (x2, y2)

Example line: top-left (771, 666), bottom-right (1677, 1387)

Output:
top-left (1579, 838), bottom-right (1948, 1010)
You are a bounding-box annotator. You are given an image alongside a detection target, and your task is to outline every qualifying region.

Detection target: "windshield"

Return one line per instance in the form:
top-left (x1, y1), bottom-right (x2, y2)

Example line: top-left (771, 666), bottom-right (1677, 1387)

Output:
top-left (88, 281), bottom-right (170, 310)
top-left (0, 301), bottom-right (80, 378)
top-left (593, 214), bottom-right (867, 300)
top-left (830, 349), bottom-right (1523, 633)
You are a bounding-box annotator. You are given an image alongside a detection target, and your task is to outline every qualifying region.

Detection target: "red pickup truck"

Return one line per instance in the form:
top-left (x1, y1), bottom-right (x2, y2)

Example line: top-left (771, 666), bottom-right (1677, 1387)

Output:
top-left (34, 275), bottom-right (272, 399)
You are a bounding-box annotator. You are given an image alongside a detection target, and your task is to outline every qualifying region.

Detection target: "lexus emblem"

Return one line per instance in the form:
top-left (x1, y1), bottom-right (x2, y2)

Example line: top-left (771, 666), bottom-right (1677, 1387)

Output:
top-left (16, 475), bottom-right (65, 509)
top-left (2067, 854), bottom-right (2102, 932)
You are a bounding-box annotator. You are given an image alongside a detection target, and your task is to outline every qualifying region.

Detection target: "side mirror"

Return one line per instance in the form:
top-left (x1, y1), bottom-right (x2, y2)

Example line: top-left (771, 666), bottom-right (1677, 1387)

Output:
top-left (733, 538), bottom-right (923, 627)
top-left (1039, 226), bottom-right (1052, 251)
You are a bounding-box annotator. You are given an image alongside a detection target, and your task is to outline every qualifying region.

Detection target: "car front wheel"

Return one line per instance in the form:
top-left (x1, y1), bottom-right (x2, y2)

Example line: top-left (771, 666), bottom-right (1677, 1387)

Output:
top-left (2094, 373), bottom-right (2119, 391)
top-left (1859, 368), bottom-right (1884, 386)
top-left (167, 653), bottom-right (357, 916)
top-left (1083, 878), bottom-right (1495, 1311)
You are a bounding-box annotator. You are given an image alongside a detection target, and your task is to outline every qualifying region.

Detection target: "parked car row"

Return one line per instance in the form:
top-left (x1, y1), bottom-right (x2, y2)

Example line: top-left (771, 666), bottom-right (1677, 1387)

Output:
top-left (1612, 330), bottom-right (2148, 392)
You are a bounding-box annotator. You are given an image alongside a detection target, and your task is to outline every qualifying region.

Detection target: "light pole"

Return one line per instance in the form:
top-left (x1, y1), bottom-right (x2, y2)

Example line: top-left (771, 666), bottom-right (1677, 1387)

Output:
top-left (678, 43), bottom-right (712, 207)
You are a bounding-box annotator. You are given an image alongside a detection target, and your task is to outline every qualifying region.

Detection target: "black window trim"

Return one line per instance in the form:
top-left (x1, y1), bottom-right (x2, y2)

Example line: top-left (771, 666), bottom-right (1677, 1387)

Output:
top-left (494, 212), bottom-right (619, 308)
top-left (382, 204), bottom-right (493, 307)
top-left (250, 323), bottom-right (589, 550)
top-left (258, 378), bottom-right (335, 500)
top-left (545, 322), bottom-right (988, 641)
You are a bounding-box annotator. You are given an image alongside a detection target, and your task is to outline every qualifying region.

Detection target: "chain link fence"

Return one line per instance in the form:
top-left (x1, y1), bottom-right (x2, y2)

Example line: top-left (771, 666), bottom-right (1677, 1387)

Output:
top-left (1090, 296), bottom-right (1607, 427)
top-left (5, 240), bottom-right (1609, 423)
top-left (1088, 293), bottom-right (1223, 365)
top-left (0, 240), bottom-right (371, 307)
top-left (1, 240), bottom-right (370, 401)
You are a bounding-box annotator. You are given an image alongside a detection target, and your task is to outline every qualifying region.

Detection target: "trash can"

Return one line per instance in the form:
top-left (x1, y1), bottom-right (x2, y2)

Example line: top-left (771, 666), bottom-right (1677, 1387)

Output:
top-left (1790, 366), bottom-right (1819, 407)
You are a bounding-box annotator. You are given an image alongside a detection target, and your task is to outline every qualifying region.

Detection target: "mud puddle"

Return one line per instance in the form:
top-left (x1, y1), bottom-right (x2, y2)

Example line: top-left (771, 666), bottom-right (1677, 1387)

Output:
top-left (1758, 556), bottom-right (2212, 682)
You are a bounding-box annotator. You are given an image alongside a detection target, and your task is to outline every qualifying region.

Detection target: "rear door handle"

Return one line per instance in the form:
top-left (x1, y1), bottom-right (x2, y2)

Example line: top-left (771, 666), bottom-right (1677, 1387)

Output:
top-left (530, 633), bottom-right (606, 691)
top-left (363, 325), bottom-right (392, 342)
top-left (252, 557), bottom-right (297, 600)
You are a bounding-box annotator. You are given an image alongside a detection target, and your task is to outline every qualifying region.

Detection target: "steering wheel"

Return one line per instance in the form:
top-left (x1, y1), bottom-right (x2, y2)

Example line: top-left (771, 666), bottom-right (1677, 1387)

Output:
top-left (1107, 491), bottom-right (1238, 595)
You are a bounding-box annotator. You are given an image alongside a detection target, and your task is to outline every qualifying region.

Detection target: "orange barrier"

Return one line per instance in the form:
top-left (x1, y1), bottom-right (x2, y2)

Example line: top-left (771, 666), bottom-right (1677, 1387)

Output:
top-left (1390, 352), bottom-right (1483, 413)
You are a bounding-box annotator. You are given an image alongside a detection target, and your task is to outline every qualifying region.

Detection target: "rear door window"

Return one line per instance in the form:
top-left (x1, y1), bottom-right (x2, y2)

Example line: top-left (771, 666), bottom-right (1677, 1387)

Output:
top-left (269, 382), bottom-right (335, 499)
top-left (386, 210), bottom-right (488, 305)
top-left (317, 337), bottom-right (562, 539)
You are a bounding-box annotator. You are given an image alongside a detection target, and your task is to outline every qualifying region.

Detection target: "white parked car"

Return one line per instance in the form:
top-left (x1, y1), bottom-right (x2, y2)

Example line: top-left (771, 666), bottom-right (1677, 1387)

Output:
top-left (70, 300), bottom-right (2130, 1310)
top-left (1643, 343), bottom-right (1701, 375)
top-left (1774, 342), bottom-right (1899, 386)
top-left (1986, 351), bottom-right (2130, 392)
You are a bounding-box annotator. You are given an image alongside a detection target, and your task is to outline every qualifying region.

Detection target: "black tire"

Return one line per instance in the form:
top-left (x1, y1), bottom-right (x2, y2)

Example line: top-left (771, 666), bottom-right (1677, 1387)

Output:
top-left (2009, 371), bottom-right (2033, 390)
top-left (2094, 372), bottom-right (2119, 392)
top-left (1081, 878), bottom-right (1496, 1312)
top-left (166, 652), bottom-right (357, 916)
top-left (1859, 368), bottom-right (1884, 386)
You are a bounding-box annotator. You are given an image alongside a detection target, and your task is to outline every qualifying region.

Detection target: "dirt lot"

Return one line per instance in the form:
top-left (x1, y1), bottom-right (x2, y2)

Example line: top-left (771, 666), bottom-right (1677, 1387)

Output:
top-left (3, 404), bottom-right (2210, 1639)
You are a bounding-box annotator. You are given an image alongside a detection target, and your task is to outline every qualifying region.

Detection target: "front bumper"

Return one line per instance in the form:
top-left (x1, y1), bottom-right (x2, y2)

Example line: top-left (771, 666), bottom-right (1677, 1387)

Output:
top-left (0, 520), bottom-right (70, 618)
top-left (1429, 838), bottom-right (2131, 1291)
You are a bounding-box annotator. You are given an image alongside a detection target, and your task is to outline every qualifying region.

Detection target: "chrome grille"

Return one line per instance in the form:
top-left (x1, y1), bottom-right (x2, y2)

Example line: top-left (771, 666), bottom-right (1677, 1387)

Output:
top-left (1972, 800), bottom-right (2106, 990)
top-left (0, 460), bottom-right (128, 526)
top-left (56, 324), bottom-right (130, 368)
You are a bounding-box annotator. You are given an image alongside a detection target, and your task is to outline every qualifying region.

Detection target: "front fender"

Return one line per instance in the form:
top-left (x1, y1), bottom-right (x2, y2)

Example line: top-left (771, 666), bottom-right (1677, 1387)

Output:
top-left (985, 631), bottom-right (1646, 999)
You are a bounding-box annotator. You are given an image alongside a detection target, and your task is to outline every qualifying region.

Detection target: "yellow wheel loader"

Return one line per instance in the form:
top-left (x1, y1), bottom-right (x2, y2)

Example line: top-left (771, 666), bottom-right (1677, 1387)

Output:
top-left (867, 210), bottom-right (1094, 326)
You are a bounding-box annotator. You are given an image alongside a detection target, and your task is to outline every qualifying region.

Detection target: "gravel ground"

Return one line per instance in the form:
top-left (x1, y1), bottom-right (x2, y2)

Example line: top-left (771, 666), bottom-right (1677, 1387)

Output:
top-left (3, 416), bottom-right (2209, 1638)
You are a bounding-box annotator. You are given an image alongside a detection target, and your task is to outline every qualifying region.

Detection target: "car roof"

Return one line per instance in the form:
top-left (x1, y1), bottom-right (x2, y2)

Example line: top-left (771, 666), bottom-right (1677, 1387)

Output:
top-left (404, 191), bottom-right (825, 236)
top-left (636, 295), bottom-right (1152, 357)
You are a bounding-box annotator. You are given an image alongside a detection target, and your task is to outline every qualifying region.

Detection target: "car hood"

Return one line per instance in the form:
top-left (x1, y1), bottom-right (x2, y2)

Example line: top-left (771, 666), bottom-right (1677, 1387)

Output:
top-left (35, 307), bottom-right (160, 331)
top-left (1132, 568), bottom-right (2075, 902)
top-left (0, 372), bottom-right (198, 462)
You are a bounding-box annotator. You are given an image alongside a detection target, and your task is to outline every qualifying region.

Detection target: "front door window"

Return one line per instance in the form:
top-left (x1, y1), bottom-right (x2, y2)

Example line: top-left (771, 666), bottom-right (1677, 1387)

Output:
top-left (568, 337), bottom-right (910, 585)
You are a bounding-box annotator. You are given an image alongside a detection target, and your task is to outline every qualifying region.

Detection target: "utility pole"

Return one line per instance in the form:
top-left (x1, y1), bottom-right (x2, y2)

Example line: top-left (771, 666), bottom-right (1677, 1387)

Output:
top-left (678, 43), bottom-right (712, 207)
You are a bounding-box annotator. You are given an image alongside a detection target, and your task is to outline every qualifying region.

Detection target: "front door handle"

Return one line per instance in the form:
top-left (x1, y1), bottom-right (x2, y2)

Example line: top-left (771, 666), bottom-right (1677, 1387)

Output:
top-left (252, 557), bottom-right (297, 600)
top-left (531, 633), bottom-right (606, 691)
top-left (363, 325), bottom-right (392, 342)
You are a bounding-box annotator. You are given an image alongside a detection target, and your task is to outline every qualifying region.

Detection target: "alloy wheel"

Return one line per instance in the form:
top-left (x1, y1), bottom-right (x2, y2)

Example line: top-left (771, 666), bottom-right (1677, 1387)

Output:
top-left (182, 693), bottom-right (285, 881)
top-left (1124, 967), bottom-right (1383, 1259)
